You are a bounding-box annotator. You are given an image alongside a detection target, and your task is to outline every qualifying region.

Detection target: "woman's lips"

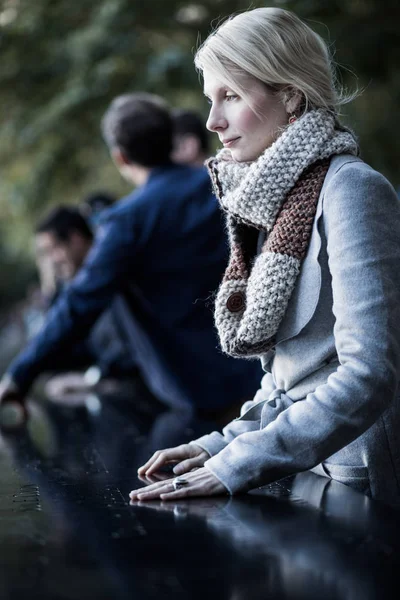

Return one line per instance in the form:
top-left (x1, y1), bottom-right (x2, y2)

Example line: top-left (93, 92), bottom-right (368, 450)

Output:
top-left (222, 137), bottom-right (240, 147)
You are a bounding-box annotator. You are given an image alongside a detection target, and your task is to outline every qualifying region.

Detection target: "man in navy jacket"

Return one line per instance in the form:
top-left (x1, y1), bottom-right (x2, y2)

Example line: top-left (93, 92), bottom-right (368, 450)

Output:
top-left (0, 93), bottom-right (261, 423)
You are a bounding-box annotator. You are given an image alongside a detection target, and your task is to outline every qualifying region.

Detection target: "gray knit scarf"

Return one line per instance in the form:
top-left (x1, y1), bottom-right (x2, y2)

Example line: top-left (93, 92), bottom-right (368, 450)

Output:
top-left (207, 109), bottom-right (358, 358)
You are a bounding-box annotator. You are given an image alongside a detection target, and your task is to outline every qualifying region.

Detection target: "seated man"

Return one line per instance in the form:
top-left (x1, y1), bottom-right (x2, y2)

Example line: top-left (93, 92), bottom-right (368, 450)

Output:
top-left (0, 93), bottom-right (262, 426)
top-left (35, 206), bottom-right (93, 306)
top-left (34, 206), bottom-right (138, 394)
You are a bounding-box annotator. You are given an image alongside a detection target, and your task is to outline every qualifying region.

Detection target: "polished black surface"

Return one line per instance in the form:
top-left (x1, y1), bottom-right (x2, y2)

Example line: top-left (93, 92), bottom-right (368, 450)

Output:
top-left (0, 386), bottom-right (400, 600)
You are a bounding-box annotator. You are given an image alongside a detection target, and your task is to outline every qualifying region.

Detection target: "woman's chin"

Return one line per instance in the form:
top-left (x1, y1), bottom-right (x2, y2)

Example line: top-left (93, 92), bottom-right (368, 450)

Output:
top-left (230, 149), bottom-right (247, 163)
top-left (230, 148), bottom-right (258, 163)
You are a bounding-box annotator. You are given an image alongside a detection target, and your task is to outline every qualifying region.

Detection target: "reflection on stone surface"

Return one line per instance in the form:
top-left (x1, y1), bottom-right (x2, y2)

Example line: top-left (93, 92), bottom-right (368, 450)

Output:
top-left (0, 388), bottom-right (399, 599)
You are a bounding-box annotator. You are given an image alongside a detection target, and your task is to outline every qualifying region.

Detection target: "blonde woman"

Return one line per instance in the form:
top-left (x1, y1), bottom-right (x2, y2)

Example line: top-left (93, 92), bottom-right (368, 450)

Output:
top-left (130, 8), bottom-right (400, 507)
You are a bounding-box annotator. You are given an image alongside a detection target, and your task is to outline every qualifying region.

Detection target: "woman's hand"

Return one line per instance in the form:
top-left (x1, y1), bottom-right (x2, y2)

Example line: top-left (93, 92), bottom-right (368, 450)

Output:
top-left (130, 467), bottom-right (228, 501)
top-left (137, 443), bottom-right (210, 481)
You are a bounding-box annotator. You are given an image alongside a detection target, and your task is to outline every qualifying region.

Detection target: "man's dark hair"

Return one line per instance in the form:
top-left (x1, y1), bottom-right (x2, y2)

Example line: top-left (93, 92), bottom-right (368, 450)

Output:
top-left (172, 109), bottom-right (210, 153)
top-left (36, 206), bottom-right (93, 242)
top-left (82, 191), bottom-right (115, 213)
top-left (101, 93), bottom-right (173, 168)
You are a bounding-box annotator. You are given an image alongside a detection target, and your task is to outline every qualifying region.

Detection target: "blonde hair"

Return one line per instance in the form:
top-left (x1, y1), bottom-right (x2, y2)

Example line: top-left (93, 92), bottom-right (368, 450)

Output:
top-left (195, 7), bottom-right (355, 115)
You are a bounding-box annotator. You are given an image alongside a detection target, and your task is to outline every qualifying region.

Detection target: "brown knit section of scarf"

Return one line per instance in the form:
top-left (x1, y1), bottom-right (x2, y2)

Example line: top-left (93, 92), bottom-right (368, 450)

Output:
top-left (206, 158), bottom-right (224, 201)
top-left (224, 222), bottom-right (259, 281)
top-left (233, 335), bottom-right (276, 356)
top-left (222, 159), bottom-right (330, 285)
top-left (264, 159), bottom-right (330, 259)
top-left (223, 245), bottom-right (247, 281)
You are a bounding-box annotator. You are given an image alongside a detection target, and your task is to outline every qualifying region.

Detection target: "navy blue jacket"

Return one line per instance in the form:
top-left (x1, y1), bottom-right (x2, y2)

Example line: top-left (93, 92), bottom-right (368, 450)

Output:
top-left (10, 164), bottom-right (262, 410)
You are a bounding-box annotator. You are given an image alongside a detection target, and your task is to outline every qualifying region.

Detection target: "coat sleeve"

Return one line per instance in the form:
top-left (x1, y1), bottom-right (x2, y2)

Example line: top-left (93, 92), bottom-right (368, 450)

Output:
top-left (202, 162), bottom-right (400, 494)
top-left (191, 372), bottom-right (274, 456)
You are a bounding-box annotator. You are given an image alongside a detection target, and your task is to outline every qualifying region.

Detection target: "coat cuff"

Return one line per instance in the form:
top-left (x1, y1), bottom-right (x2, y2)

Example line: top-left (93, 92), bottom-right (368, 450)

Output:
top-left (203, 431), bottom-right (276, 495)
top-left (204, 449), bottom-right (251, 495)
top-left (189, 431), bottom-right (229, 457)
top-left (8, 362), bottom-right (37, 396)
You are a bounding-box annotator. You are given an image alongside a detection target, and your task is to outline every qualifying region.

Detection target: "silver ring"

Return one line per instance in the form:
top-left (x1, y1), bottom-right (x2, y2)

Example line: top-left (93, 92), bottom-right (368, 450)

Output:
top-left (173, 477), bottom-right (189, 491)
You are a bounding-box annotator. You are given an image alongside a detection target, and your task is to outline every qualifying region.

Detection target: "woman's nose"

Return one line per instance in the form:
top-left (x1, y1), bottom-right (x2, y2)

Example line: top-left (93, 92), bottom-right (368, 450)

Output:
top-left (206, 105), bottom-right (227, 132)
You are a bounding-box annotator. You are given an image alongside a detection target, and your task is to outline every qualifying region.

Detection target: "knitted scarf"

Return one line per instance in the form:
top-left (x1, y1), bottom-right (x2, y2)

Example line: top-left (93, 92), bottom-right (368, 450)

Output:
top-left (207, 109), bottom-right (358, 358)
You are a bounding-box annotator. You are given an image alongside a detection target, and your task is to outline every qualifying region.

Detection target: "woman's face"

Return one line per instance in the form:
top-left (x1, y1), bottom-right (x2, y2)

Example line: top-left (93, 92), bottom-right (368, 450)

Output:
top-left (203, 68), bottom-right (288, 162)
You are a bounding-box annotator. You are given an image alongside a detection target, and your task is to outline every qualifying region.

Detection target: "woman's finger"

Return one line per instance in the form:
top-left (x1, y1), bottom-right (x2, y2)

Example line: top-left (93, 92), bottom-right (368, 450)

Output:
top-left (129, 480), bottom-right (174, 500)
top-left (130, 468), bottom-right (228, 502)
top-left (159, 476), bottom-right (226, 501)
top-left (137, 450), bottom-right (164, 476)
top-left (139, 470), bottom-right (173, 484)
top-left (142, 454), bottom-right (178, 478)
top-left (172, 455), bottom-right (206, 475)
top-left (130, 470), bottom-right (200, 500)
top-left (137, 455), bottom-right (175, 478)
top-left (137, 445), bottom-right (190, 477)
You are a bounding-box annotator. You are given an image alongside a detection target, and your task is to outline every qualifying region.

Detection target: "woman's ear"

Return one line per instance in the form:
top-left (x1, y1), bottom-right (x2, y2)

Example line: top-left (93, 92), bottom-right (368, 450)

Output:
top-left (283, 88), bottom-right (303, 115)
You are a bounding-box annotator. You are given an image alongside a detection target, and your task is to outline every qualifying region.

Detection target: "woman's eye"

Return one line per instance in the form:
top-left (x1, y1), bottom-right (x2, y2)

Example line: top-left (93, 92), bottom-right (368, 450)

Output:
top-left (206, 98), bottom-right (213, 106)
top-left (225, 94), bottom-right (238, 101)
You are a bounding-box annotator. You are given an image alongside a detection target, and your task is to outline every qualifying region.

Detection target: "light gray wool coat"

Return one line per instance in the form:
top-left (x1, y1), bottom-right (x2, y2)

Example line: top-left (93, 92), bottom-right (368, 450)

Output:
top-left (193, 154), bottom-right (400, 508)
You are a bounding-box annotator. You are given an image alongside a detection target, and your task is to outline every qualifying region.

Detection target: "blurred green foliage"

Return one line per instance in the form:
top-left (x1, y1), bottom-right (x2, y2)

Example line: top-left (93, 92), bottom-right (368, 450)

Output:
top-left (0, 0), bottom-right (399, 309)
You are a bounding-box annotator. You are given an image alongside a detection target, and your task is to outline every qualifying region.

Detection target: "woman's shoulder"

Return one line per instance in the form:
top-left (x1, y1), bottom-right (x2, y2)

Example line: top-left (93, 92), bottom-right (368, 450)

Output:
top-left (324, 154), bottom-right (394, 192)
top-left (322, 154), bottom-right (399, 218)
top-left (326, 154), bottom-right (392, 187)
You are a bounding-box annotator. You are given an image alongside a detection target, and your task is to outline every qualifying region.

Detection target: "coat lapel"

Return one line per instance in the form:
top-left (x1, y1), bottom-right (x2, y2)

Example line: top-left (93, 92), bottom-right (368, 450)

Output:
top-left (274, 155), bottom-right (361, 344)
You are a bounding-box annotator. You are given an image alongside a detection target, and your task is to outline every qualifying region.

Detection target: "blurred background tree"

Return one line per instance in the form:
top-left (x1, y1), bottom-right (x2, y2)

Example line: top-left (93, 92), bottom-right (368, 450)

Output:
top-left (0, 0), bottom-right (399, 311)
